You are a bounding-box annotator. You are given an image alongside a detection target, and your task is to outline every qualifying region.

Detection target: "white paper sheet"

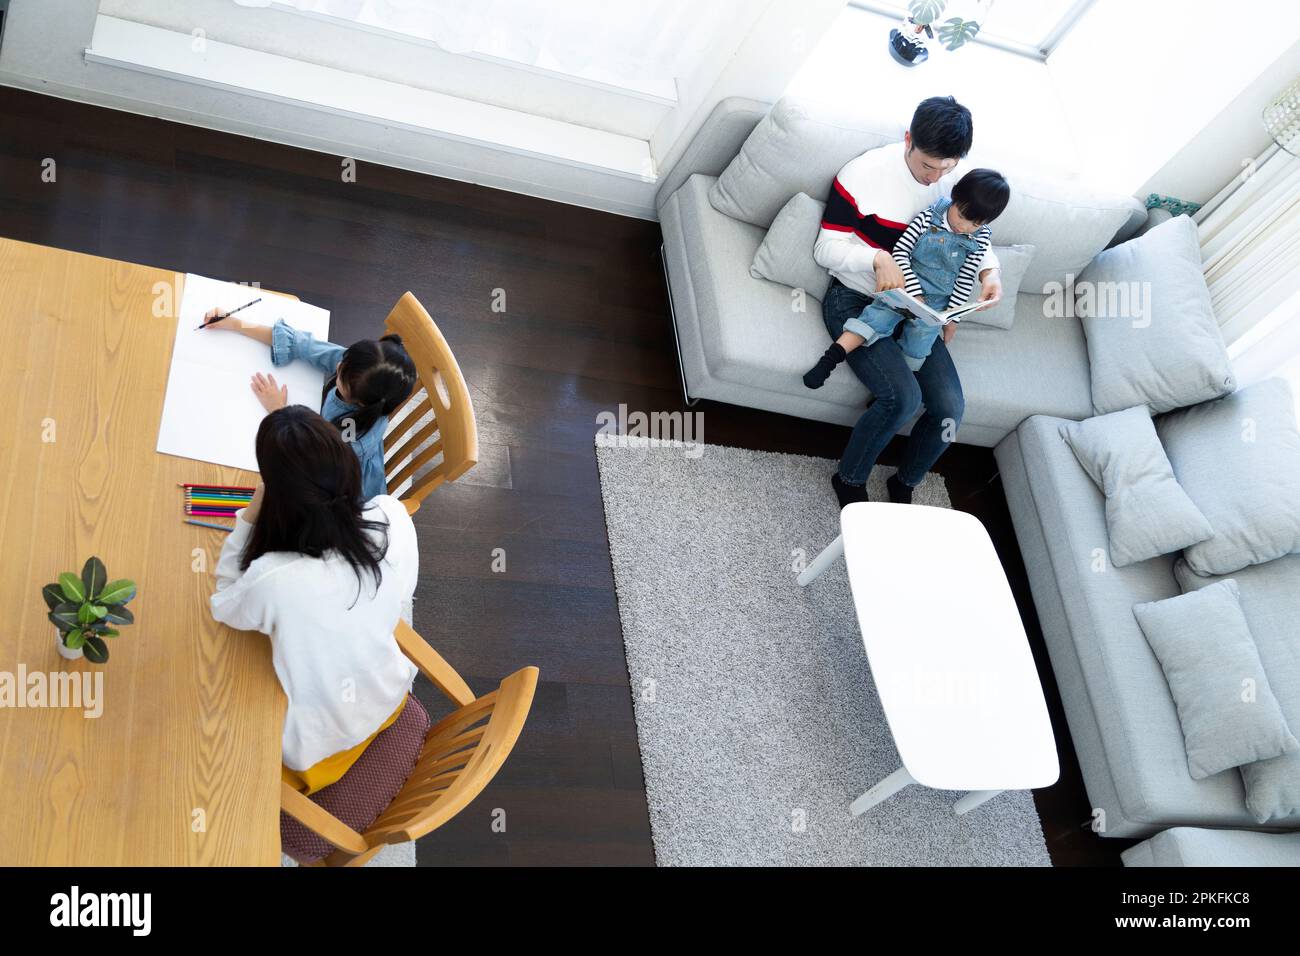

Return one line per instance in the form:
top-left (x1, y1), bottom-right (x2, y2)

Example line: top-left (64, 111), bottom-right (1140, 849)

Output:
top-left (156, 274), bottom-right (331, 472)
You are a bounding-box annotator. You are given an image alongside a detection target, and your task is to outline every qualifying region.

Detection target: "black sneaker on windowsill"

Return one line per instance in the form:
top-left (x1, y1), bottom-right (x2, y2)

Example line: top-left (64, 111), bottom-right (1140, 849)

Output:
top-left (889, 25), bottom-right (930, 67)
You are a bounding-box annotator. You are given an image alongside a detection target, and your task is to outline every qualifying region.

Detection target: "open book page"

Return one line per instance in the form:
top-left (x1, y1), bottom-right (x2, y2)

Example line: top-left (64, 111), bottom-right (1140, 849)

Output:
top-left (872, 288), bottom-right (984, 326)
top-left (155, 274), bottom-right (331, 471)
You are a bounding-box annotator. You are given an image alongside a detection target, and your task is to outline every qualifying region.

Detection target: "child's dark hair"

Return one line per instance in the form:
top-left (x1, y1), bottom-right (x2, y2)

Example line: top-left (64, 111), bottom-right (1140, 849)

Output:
top-left (910, 96), bottom-right (973, 160)
top-left (323, 334), bottom-right (417, 439)
top-left (245, 406), bottom-right (389, 598)
top-left (951, 168), bottom-right (1010, 224)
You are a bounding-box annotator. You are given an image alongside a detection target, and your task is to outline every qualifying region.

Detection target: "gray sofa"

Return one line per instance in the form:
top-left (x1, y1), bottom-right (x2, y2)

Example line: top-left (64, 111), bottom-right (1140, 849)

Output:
top-left (658, 97), bottom-right (1147, 446)
top-left (659, 97), bottom-right (1300, 864)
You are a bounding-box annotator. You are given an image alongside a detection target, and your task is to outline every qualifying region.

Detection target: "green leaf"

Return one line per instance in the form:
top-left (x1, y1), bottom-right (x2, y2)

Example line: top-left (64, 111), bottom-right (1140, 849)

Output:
top-left (58, 572), bottom-right (85, 604)
top-left (98, 628), bottom-right (120, 639)
top-left (77, 603), bottom-right (96, 626)
top-left (49, 607), bottom-right (80, 632)
top-left (65, 629), bottom-right (87, 650)
top-left (90, 604), bottom-right (108, 619)
top-left (83, 636), bottom-right (109, 664)
top-left (102, 605), bottom-right (134, 626)
top-left (97, 579), bottom-right (136, 606)
top-left (81, 557), bottom-right (107, 601)
top-left (42, 584), bottom-right (65, 610)
top-left (935, 16), bottom-right (981, 51)
top-left (908, 0), bottom-right (947, 25)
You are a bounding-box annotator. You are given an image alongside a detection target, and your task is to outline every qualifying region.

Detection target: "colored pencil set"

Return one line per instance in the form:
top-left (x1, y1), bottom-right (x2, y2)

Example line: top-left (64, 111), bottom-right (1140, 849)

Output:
top-left (179, 483), bottom-right (255, 532)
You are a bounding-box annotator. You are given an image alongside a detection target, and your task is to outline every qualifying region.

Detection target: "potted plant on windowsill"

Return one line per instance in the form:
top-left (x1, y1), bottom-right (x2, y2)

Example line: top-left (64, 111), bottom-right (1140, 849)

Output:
top-left (890, 0), bottom-right (993, 67)
top-left (42, 557), bottom-right (136, 663)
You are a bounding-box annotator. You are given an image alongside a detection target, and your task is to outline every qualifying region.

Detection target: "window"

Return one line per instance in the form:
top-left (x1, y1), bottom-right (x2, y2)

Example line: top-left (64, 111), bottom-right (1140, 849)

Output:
top-left (848, 0), bottom-right (1096, 58)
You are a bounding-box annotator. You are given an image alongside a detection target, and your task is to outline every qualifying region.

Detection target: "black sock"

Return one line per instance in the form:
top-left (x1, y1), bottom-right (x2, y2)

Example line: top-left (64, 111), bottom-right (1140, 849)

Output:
top-left (832, 472), bottom-right (871, 509)
top-left (886, 473), bottom-right (914, 505)
top-left (803, 343), bottom-right (847, 389)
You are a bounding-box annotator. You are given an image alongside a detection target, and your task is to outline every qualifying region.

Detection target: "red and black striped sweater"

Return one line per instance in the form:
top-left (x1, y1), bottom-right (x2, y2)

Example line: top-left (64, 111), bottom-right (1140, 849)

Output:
top-left (813, 141), bottom-right (998, 297)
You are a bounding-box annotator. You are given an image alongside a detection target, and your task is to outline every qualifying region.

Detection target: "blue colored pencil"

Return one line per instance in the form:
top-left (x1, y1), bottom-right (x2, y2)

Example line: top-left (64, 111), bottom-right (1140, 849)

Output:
top-left (185, 518), bottom-right (235, 533)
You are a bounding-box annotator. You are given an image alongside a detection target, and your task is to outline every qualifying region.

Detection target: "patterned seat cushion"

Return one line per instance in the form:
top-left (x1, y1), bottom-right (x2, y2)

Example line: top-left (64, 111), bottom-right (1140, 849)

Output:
top-left (281, 693), bottom-right (431, 864)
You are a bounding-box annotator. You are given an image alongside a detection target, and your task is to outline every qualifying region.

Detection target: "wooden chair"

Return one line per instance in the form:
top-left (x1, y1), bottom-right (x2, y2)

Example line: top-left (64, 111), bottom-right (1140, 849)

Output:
top-left (382, 292), bottom-right (478, 515)
top-left (280, 621), bottom-right (538, 867)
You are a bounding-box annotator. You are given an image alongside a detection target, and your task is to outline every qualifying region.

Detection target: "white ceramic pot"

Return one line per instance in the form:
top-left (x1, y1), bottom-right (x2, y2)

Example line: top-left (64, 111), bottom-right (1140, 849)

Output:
top-left (55, 630), bottom-right (84, 661)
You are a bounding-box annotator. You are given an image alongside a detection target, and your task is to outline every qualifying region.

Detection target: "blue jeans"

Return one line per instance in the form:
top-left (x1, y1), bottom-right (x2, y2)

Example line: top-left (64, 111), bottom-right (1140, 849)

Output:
top-left (822, 278), bottom-right (965, 487)
top-left (844, 298), bottom-right (944, 372)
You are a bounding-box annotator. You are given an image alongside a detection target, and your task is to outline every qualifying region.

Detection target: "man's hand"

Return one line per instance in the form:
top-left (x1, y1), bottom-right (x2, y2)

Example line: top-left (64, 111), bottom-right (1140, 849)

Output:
top-left (251, 372), bottom-right (288, 412)
top-left (874, 250), bottom-right (905, 291)
top-left (975, 268), bottom-right (1003, 311)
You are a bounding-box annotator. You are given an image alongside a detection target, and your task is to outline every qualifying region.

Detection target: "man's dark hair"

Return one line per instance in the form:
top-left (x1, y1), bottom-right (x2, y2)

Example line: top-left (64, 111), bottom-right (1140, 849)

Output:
top-left (950, 168), bottom-right (1010, 224)
top-left (909, 96), bottom-right (973, 159)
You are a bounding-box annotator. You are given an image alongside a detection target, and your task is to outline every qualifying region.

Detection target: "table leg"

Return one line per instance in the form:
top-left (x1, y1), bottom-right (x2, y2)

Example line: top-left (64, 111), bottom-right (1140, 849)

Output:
top-left (849, 765), bottom-right (914, 816)
top-left (797, 534), bottom-right (845, 586)
top-left (954, 789), bottom-right (1004, 815)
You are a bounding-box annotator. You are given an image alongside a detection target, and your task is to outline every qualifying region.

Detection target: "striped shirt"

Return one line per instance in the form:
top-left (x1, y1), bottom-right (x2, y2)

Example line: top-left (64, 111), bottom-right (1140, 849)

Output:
top-left (891, 204), bottom-right (992, 308)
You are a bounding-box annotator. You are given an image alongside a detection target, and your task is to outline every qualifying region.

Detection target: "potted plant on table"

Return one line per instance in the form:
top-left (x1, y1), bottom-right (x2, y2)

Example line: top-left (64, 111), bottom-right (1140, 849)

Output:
top-left (42, 557), bottom-right (136, 663)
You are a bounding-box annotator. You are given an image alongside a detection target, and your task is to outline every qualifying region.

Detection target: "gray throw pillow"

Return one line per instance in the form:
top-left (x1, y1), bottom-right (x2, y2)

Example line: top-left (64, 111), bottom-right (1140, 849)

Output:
top-left (960, 243), bottom-right (1034, 331)
top-left (1133, 580), bottom-right (1298, 780)
top-left (1060, 406), bottom-right (1213, 567)
top-left (749, 193), bottom-right (831, 302)
top-left (1174, 554), bottom-right (1300, 823)
top-left (1077, 214), bottom-right (1234, 415)
top-left (1157, 377), bottom-right (1300, 575)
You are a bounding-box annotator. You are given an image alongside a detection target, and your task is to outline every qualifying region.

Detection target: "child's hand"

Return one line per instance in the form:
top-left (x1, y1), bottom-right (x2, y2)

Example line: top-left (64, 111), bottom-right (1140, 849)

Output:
top-left (241, 482), bottom-right (265, 525)
top-left (251, 372), bottom-right (288, 412)
top-left (201, 307), bottom-right (240, 331)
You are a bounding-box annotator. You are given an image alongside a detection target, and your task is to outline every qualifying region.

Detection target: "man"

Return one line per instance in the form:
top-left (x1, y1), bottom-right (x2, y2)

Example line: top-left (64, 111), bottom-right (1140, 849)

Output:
top-left (814, 95), bottom-right (1002, 507)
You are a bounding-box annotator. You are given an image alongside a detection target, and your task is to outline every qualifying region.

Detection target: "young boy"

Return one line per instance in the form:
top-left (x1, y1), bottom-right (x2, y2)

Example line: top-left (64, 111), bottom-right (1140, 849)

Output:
top-left (803, 168), bottom-right (1010, 388)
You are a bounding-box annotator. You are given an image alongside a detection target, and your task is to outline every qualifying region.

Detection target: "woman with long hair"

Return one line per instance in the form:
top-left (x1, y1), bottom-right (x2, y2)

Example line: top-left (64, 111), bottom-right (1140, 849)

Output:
top-left (209, 405), bottom-right (420, 794)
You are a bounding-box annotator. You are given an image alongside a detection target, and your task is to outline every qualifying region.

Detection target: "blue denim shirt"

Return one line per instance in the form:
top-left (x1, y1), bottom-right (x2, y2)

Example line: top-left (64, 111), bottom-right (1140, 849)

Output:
top-left (270, 319), bottom-right (389, 501)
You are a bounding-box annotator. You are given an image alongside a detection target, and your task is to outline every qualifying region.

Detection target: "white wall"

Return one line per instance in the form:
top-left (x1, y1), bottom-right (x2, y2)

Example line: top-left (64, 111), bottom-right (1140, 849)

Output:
top-left (1047, 0), bottom-right (1300, 200)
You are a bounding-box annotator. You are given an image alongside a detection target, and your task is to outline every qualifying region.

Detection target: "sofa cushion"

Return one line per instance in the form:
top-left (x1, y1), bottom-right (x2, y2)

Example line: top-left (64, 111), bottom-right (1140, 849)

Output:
top-left (710, 98), bottom-right (903, 230)
top-left (1059, 406), bottom-right (1213, 567)
top-left (1079, 214), bottom-right (1235, 415)
top-left (671, 174), bottom-right (1094, 441)
top-left (1133, 580), bottom-right (1298, 780)
top-left (986, 168), bottom-right (1146, 292)
top-left (749, 193), bottom-right (831, 301)
top-left (1123, 827), bottom-right (1300, 867)
top-left (963, 243), bottom-right (1034, 331)
top-left (1157, 377), bottom-right (1300, 575)
top-left (1175, 554), bottom-right (1300, 824)
top-left (1008, 415), bottom-right (1297, 829)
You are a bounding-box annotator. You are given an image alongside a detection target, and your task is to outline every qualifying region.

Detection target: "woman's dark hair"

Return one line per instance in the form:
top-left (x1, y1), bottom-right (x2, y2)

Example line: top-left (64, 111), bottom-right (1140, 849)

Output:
top-left (242, 406), bottom-right (389, 599)
top-left (950, 168), bottom-right (1011, 224)
top-left (909, 95), bottom-right (973, 160)
top-left (323, 333), bottom-right (417, 439)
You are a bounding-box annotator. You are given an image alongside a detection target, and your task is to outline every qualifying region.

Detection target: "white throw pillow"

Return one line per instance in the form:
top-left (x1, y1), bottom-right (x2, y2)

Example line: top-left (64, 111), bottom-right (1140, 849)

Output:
top-left (749, 193), bottom-right (831, 301)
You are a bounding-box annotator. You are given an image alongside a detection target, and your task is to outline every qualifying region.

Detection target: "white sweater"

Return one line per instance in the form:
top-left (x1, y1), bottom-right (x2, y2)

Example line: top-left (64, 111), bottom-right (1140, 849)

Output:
top-left (814, 141), bottom-right (999, 297)
top-left (210, 494), bottom-right (419, 771)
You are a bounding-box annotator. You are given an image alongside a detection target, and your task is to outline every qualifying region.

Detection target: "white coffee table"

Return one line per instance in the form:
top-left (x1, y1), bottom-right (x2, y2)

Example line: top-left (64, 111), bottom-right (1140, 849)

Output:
top-left (798, 502), bottom-right (1058, 816)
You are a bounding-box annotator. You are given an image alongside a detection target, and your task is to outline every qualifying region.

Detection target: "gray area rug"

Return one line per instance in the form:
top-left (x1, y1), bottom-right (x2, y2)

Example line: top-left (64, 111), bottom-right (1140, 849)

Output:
top-left (595, 437), bottom-right (1051, 867)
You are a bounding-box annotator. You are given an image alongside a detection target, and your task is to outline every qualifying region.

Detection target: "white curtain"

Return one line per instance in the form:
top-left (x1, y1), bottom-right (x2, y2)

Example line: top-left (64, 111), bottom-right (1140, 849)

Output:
top-left (232, 0), bottom-right (747, 93)
top-left (1195, 147), bottom-right (1300, 409)
top-left (1197, 147), bottom-right (1300, 347)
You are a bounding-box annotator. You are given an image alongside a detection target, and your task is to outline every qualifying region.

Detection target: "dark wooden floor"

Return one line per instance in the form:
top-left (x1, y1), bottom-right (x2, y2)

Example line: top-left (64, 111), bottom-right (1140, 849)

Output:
top-left (0, 86), bottom-right (1130, 865)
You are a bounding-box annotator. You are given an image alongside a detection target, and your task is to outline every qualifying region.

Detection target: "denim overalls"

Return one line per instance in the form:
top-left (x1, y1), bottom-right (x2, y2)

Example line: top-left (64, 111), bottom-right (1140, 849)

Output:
top-left (844, 196), bottom-right (982, 371)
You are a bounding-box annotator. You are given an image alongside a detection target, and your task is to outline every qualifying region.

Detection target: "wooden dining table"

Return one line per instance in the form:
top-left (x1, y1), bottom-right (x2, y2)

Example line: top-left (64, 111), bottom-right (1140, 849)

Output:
top-left (0, 237), bottom-right (285, 865)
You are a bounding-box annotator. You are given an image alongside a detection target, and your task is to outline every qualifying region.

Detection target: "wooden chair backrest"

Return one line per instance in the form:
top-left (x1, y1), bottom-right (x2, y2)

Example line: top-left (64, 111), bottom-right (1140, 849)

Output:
top-left (382, 292), bottom-right (478, 514)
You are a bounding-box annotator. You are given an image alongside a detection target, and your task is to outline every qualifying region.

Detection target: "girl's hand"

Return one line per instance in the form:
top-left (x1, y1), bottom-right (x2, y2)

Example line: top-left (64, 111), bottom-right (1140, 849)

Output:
top-left (201, 307), bottom-right (241, 331)
top-left (241, 482), bottom-right (265, 525)
top-left (251, 372), bottom-right (288, 412)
